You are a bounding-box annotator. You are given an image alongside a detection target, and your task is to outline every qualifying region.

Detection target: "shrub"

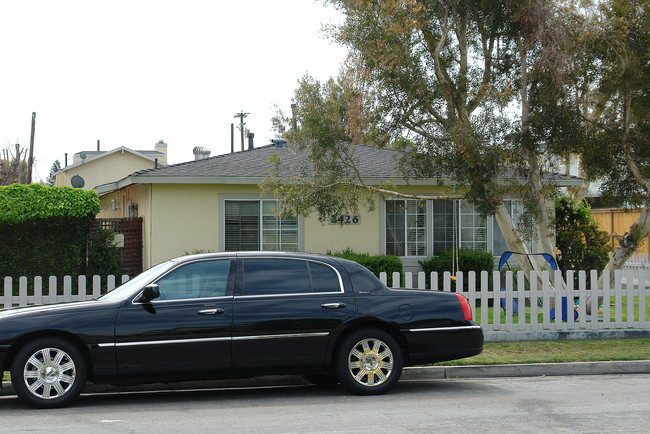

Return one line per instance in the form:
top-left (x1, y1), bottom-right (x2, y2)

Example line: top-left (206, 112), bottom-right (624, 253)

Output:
top-left (0, 184), bottom-right (101, 293)
top-left (87, 228), bottom-right (123, 292)
top-left (419, 249), bottom-right (494, 291)
top-left (328, 248), bottom-right (403, 286)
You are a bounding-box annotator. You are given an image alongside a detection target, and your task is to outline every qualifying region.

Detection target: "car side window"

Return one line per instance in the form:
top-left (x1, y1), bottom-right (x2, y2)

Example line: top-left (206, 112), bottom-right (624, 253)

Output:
top-left (242, 258), bottom-right (310, 296)
top-left (155, 260), bottom-right (229, 300)
top-left (309, 262), bottom-right (340, 293)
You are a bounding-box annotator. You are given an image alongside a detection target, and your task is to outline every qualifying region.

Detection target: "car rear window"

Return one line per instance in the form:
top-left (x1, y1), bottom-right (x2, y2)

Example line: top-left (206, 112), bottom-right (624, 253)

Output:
top-left (241, 258), bottom-right (341, 296)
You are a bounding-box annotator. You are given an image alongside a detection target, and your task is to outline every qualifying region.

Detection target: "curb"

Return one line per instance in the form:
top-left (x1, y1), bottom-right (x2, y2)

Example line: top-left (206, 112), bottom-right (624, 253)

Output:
top-left (400, 360), bottom-right (650, 381)
top-left (3, 360), bottom-right (650, 397)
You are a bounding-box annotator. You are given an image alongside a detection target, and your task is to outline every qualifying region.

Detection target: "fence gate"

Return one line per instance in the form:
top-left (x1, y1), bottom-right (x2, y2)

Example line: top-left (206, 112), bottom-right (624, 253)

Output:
top-left (93, 218), bottom-right (143, 276)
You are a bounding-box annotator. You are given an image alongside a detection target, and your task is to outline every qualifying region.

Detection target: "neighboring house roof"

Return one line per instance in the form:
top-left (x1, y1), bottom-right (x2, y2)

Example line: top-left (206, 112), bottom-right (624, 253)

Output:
top-left (95, 143), bottom-right (583, 194)
top-left (54, 146), bottom-right (166, 175)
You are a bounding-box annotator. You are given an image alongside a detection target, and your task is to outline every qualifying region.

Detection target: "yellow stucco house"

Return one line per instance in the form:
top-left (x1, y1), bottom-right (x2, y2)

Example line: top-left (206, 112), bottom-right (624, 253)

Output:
top-left (53, 140), bottom-right (168, 197)
top-left (94, 143), bottom-right (583, 273)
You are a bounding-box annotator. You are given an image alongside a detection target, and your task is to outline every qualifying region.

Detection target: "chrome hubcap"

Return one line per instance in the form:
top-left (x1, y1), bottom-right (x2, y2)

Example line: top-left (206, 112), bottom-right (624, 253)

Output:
top-left (23, 347), bottom-right (76, 400)
top-left (347, 338), bottom-right (394, 387)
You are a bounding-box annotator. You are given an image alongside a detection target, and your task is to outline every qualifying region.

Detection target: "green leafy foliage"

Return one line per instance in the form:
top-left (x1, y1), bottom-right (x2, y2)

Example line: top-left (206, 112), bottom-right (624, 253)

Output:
top-left (87, 228), bottom-right (123, 291)
top-left (328, 248), bottom-right (402, 287)
top-left (0, 217), bottom-right (93, 291)
top-left (0, 184), bottom-right (100, 223)
top-left (419, 249), bottom-right (494, 291)
top-left (555, 196), bottom-right (611, 274)
top-left (0, 184), bottom-right (101, 292)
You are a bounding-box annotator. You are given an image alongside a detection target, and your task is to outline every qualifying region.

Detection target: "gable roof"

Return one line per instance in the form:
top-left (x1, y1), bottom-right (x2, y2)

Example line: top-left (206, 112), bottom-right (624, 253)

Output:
top-left (55, 146), bottom-right (166, 175)
top-left (95, 143), bottom-right (582, 194)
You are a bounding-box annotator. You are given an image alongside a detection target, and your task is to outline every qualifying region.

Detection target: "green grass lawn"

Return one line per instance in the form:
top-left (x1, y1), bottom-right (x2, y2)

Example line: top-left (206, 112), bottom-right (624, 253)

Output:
top-left (435, 338), bottom-right (650, 365)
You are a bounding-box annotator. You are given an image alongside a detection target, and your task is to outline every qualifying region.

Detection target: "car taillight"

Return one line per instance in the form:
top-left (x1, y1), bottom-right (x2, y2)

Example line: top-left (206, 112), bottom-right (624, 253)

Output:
top-left (456, 293), bottom-right (473, 321)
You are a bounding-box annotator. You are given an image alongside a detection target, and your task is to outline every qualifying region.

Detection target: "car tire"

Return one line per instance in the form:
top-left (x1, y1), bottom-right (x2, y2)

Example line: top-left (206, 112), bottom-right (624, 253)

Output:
top-left (10, 337), bottom-right (87, 408)
top-left (335, 328), bottom-right (403, 395)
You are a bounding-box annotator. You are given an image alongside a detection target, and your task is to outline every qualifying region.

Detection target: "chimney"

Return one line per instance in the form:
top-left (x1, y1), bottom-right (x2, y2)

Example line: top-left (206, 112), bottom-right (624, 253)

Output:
top-left (97, 139), bottom-right (100, 152)
top-left (247, 132), bottom-right (254, 150)
top-left (155, 140), bottom-right (168, 163)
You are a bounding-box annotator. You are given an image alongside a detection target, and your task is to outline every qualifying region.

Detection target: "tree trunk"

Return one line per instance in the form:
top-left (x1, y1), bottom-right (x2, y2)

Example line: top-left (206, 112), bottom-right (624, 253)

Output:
top-left (494, 203), bottom-right (556, 307)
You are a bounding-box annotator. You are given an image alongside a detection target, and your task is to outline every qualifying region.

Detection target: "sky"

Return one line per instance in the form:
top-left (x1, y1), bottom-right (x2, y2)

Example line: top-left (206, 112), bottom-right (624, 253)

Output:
top-left (0, 0), bottom-right (347, 182)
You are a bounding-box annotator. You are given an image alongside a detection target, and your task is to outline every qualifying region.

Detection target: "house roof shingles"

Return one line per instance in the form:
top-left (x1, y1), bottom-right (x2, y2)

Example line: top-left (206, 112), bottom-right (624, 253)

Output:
top-left (95, 143), bottom-right (582, 193)
top-left (130, 143), bottom-right (402, 180)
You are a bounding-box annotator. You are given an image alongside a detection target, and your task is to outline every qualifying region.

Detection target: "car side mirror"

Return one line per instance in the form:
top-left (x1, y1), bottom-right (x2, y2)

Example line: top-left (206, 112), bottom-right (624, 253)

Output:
top-left (139, 284), bottom-right (160, 303)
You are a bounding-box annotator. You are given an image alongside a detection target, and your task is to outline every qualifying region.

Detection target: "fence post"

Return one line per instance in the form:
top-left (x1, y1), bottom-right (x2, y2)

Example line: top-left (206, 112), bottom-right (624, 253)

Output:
top-left (626, 269), bottom-right (635, 328)
top-left (78, 275), bottom-right (87, 301)
top-left (63, 276), bottom-right (72, 302)
top-left (468, 271), bottom-right (476, 320)
top-left (19, 276), bottom-right (28, 307)
top-left (530, 271), bottom-right (538, 329)
top-left (517, 270), bottom-right (526, 329)
top-left (391, 272), bottom-right (400, 289)
top-left (591, 270), bottom-right (600, 330)
top-left (379, 272), bottom-right (387, 285)
top-left (93, 275), bottom-right (101, 299)
top-left (480, 271), bottom-right (488, 330)
top-left (48, 276), bottom-right (57, 305)
top-left (4, 277), bottom-right (12, 309)
top-left (542, 270), bottom-right (550, 329)
top-left (34, 276), bottom-right (43, 306)
top-left (492, 270), bottom-right (501, 330)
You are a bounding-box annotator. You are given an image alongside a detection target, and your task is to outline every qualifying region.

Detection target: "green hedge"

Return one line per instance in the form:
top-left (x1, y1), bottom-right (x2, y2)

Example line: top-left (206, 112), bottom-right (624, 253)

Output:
top-left (419, 249), bottom-right (494, 291)
top-left (0, 184), bottom-right (99, 223)
top-left (0, 184), bottom-right (103, 293)
top-left (328, 248), bottom-right (403, 287)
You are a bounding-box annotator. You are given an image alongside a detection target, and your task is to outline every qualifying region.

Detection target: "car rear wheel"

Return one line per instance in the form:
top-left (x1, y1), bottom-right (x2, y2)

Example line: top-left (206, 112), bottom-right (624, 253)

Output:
top-left (11, 337), bottom-right (87, 408)
top-left (335, 328), bottom-right (403, 395)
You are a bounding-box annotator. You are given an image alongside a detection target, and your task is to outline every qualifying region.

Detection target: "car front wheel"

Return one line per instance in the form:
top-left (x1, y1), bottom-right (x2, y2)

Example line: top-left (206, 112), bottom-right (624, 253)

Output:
top-left (11, 337), bottom-right (87, 408)
top-left (335, 328), bottom-right (403, 395)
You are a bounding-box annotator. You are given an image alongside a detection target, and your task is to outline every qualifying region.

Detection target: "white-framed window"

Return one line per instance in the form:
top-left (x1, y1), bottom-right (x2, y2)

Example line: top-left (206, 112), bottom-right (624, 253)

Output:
top-left (432, 199), bottom-right (487, 255)
top-left (224, 199), bottom-right (298, 252)
top-left (385, 199), bottom-right (426, 256)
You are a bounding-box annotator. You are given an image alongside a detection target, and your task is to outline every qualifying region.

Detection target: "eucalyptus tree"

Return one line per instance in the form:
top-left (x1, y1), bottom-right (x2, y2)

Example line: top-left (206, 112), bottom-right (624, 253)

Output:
top-left (577, 0), bottom-right (650, 289)
top-left (264, 0), bottom-right (584, 282)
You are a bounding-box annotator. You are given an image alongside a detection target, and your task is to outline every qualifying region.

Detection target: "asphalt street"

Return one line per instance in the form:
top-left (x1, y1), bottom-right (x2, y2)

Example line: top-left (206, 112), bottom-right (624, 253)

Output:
top-left (2, 360), bottom-right (649, 397)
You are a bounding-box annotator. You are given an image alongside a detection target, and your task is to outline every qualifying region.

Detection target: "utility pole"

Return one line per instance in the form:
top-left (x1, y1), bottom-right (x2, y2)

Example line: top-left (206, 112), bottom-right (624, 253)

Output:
top-left (233, 110), bottom-right (249, 151)
top-left (27, 112), bottom-right (36, 184)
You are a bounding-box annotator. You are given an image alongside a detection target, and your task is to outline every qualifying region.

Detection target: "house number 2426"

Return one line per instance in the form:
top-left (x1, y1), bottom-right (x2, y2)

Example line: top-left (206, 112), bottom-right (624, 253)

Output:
top-left (329, 214), bottom-right (360, 225)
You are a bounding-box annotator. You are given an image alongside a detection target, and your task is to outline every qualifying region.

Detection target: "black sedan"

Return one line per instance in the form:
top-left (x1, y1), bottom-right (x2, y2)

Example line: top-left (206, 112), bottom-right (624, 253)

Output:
top-left (0, 252), bottom-right (483, 408)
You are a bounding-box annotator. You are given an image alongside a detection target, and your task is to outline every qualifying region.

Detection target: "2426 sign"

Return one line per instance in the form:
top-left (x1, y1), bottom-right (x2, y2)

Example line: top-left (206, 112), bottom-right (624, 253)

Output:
top-left (329, 214), bottom-right (360, 225)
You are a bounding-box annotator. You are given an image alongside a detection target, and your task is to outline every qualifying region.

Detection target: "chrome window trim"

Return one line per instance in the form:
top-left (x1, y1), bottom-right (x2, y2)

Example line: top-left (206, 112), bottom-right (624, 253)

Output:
top-left (97, 332), bottom-right (330, 348)
top-left (408, 325), bottom-right (482, 333)
top-left (234, 291), bottom-right (343, 299)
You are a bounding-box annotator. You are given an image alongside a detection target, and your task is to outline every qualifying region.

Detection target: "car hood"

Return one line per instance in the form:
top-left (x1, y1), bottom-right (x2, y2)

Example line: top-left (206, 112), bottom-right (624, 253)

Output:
top-left (0, 299), bottom-right (108, 318)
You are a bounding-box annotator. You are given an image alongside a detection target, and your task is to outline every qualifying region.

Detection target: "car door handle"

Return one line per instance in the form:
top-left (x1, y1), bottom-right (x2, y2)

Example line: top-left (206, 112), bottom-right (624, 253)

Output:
top-left (321, 302), bottom-right (346, 309)
top-left (197, 308), bottom-right (225, 315)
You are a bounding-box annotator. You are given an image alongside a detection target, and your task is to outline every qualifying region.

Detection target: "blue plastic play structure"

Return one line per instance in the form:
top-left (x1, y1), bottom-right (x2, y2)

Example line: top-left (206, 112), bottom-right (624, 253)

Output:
top-left (498, 251), bottom-right (577, 320)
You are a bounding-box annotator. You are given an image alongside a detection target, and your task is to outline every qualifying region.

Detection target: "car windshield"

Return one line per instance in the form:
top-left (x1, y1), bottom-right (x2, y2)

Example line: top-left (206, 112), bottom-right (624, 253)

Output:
top-left (98, 261), bottom-right (175, 301)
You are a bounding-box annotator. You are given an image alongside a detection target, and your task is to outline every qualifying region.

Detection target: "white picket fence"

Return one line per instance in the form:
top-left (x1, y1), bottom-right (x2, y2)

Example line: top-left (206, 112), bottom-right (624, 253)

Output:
top-left (2, 269), bottom-right (648, 333)
top-left (2, 275), bottom-right (130, 309)
top-left (380, 269), bottom-right (648, 332)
